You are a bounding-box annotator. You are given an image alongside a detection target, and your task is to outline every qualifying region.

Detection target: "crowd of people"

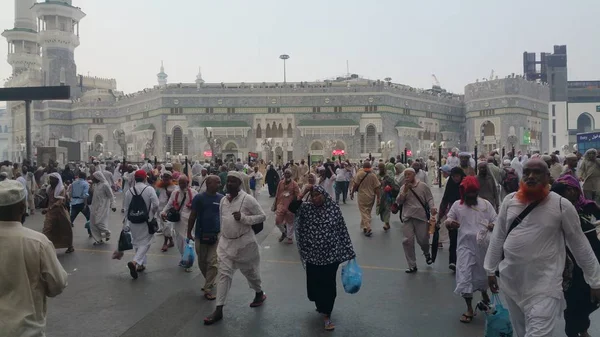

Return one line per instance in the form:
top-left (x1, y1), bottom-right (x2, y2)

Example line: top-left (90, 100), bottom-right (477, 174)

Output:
top-left (2, 146), bottom-right (600, 336)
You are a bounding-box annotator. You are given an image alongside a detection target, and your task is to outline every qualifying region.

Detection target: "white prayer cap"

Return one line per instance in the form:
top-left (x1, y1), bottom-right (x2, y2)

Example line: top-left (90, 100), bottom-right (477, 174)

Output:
top-left (503, 159), bottom-right (511, 166)
top-left (566, 153), bottom-right (577, 159)
top-left (227, 171), bottom-right (244, 182)
top-left (0, 180), bottom-right (26, 206)
top-left (404, 168), bottom-right (416, 174)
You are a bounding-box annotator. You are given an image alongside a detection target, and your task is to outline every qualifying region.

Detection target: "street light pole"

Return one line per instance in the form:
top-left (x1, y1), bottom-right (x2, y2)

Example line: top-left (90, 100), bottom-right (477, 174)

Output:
top-left (279, 54), bottom-right (290, 84)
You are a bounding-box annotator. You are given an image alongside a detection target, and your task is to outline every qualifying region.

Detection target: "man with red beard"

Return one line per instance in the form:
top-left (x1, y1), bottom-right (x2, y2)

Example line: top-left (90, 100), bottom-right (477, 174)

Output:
top-left (484, 159), bottom-right (600, 337)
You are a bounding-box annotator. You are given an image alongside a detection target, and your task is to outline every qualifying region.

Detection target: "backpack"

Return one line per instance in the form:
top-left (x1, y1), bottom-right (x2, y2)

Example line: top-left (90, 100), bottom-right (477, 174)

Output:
top-left (127, 186), bottom-right (150, 223)
top-left (502, 168), bottom-right (519, 194)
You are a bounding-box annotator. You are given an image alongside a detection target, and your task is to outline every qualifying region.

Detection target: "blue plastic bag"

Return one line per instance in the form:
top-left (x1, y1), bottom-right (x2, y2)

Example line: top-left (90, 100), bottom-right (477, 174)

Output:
top-left (341, 258), bottom-right (362, 294)
top-left (180, 239), bottom-right (195, 268)
top-left (485, 294), bottom-right (513, 337)
top-left (249, 177), bottom-right (256, 190)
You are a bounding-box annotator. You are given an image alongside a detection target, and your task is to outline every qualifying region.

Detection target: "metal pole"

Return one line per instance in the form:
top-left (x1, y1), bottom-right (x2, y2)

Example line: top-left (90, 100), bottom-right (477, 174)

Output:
top-left (474, 144), bottom-right (478, 174)
top-left (438, 146), bottom-right (442, 188)
top-left (25, 100), bottom-right (32, 163)
top-left (283, 59), bottom-right (287, 84)
top-left (404, 148), bottom-right (408, 164)
top-left (502, 146), bottom-right (505, 158)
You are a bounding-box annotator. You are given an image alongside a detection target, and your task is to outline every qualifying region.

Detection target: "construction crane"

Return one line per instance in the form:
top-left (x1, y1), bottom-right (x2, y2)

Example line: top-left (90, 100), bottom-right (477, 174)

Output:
top-left (431, 74), bottom-right (440, 87)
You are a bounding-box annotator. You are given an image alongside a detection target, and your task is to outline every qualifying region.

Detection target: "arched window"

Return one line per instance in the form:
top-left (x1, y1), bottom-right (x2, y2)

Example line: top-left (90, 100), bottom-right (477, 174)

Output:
top-left (256, 124), bottom-right (262, 138)
top-left (577, 114), bottom-right (593, 133)
top-left (265, 124), bottom-right (271, 138)
top-left (287, 123), bottom-right (293, 138)
top-left (366, 124), bottom-right (377, 153)
top-left (311, 141), bottom-right (323, 150)
top-left (278, 123), bottom-right (284, 138)
top-left (172, 126), bottom-right (184, 155)
top-left (482, 121), bottom-right (495, 137)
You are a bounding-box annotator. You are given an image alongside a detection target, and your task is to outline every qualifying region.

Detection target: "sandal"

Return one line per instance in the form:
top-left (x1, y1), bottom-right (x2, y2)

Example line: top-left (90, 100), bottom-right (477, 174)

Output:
top-left (460, 313), bottom-right (474, 323)
top-left (425, 253), bottom-right (433, 265)
top-left (324, 319), bottom-right (335, 331)
top-left (364, 229), bottom-right (373, 237)
top-left (383, 223), bottom-right (390, 231)
top-left (405, 267), bottom-right (418, 273)
top-left (161, 244), bottom-right (168, 252)
top-left (204, 292), bottom-right (216, 301)
top-left (93, 241), bottom-right (105, 246)
top-left (65, 247), bottom-right (75, 254)
top-left (250, 293), bottom-right (267, 307)
top-left (127, 261), bottom-right (139, 280)
top-left (203, 311), bottom-right (223, 325)
top-left (136, 265), bottom-right (146, 273)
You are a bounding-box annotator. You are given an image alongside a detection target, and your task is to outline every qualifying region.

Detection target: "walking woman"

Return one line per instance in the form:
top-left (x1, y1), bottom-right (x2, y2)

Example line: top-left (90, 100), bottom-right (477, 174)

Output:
top-left (291, 185), bottom-right (356, 331)
top-left (265, 165), bottom-right (279, 197)
top-left (161, 175), bottom-right (197, 270)
top-left (551, 175), bottom-right (600, 337)
top-left (273, 169), bottom-right (300, 244)
top-left (377, 162), bottom-right (400, 231)
top-left (90, 171), bottom-right (116, 245)
top-left (42, 173), bottom-right (74, 253)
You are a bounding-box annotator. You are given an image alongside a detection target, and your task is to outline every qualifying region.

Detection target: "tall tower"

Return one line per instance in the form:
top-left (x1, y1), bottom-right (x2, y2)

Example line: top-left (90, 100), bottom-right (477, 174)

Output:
top-left (157, 61), bottom-right (168, 87)
top-left (32, 0), bottom-right (85, 87)
top-left (2, 0), bottom-right (41, 76)
top-left (195, 66), bottom-right (204, 89)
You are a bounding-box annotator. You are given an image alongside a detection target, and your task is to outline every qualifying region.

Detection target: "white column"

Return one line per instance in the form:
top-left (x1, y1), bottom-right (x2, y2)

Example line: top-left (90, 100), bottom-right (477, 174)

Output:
top-left (55, 16), bottom-right (58, 29)
top-left (76, 22), bottom-right (79, 36)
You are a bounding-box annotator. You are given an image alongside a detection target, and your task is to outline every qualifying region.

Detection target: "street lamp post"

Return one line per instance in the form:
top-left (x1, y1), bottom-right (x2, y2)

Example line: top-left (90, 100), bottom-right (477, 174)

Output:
top-left (279, 54), bottom-right (290, 84)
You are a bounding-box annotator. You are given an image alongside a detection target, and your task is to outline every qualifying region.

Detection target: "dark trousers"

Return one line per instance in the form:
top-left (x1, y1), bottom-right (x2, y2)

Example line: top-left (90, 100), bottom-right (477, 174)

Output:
top-left (70, 203), bottom-right (91, 234)
top-left (268, 182), bottom-right (277, 197)
top-left (334, 181), bottom-right (349, 203)
top-left (564, 268), bottom-right (598, 336)
top-left (306, 262), bottom-right (340, 316)
top-left (449, 228), bottom-right (458, 265)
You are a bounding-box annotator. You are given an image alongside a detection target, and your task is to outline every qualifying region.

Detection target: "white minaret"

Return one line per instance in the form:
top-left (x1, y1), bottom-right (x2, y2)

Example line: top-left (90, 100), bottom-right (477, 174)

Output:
top-left (195, 66), bottom-right (204, 89)
top-left (2, 0), bottom-right (41, 76)
top-left (31, 0), bottom-right (85, 87)
top-left (157, 61), bottom-right (168, 87)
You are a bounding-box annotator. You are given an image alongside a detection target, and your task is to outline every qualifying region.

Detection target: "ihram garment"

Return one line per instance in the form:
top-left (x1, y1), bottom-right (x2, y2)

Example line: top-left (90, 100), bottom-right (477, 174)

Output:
top-left (216, 190), bottom-right (266, 306)
top-left (163, 186), bottom-right (197, 256)
top-left (484, 192), bottom-right (600, 337)
top-left (90, 171), bottom-right (116, 242)
top-left (123, 182), bottom-right (159, 266)
top-left (446, 198), bottom-right (496, 296)
top-left (156, 181), bottom-right (176, 236)
top-left (42, 173), bottom-right (72, 249)
top-left (293, 185), bottom-right (355, 316)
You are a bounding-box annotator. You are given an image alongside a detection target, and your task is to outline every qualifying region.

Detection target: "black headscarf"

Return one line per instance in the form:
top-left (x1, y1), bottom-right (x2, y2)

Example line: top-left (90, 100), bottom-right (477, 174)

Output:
top-left (442, 167), bottom-right (466, 204)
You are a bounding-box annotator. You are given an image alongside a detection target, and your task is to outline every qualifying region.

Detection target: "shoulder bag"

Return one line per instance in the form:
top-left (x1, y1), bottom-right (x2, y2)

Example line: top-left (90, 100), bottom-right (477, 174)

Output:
top-left (408, 186), bottom-right (431, 220)
top-left (239, 195), bottom-right (264, 234)
top-left (355, 171), bottom-right (371, 192)
top-left (166, 191), bottom-right (187, 222)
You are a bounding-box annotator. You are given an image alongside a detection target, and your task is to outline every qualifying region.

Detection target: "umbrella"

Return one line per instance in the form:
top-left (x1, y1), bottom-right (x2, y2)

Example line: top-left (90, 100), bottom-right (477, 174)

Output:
top-left (431, 225), bottom-right (440, 263)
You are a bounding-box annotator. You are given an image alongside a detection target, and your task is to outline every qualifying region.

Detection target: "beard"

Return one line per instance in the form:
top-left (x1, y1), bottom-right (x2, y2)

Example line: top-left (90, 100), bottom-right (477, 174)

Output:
top-left (516, 181), bottom-right (549, 203)
top-left (464, 195), bottom-right (478, 206)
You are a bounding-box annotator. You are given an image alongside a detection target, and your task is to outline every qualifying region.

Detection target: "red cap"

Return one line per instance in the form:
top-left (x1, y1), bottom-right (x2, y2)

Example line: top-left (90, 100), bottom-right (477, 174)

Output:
top-left (134, 170), bottom-right (147, 180)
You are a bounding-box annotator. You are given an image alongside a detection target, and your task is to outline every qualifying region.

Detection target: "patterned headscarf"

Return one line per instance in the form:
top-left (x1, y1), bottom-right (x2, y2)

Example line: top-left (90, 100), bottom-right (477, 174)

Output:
top-left (552, 175), bottom-right (596, 212)
top-left (294, 185), bottom-right (355, 266)
top-left (459, 176), bottom-right (480, 204)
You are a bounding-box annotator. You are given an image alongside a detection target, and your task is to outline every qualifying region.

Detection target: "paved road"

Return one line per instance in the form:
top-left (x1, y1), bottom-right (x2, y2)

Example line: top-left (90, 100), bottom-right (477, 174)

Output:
top-left (23, 185), bottom-right (598, 337)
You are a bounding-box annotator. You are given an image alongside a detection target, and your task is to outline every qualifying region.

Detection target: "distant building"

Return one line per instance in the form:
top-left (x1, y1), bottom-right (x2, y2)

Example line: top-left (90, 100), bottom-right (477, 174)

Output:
top-left (526, 45), bottom-right (600, 153)
top-left (0, 107), bottom-right (12, 161)
top-left (2, 1), bottom-right (552, 165)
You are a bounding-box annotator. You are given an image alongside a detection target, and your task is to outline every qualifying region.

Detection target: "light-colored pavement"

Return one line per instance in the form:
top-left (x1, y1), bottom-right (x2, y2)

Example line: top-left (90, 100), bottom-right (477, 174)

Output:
top-left (22, 184), bottom-right (597, 337)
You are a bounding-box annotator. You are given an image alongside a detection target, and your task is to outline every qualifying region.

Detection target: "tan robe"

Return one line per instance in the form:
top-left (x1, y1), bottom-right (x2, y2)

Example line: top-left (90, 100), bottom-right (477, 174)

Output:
top-left (298, 164), bottom-right (309, 187)
top-left (354, 170), bottom-right (381, 230)
top-left (42, 188), bottom-right (73, 249)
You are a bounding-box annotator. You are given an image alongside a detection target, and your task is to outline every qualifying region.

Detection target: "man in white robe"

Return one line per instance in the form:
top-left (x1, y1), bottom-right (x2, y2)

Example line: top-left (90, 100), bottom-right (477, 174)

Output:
top-left (90, 171), bottom-right (116, 245)
top-left (204, 171), bottom-right (267, 325)
top-left (194, 168), bottom-right (209, 193)
top-left (248, 166), bottom-right (264, 198)
top-left (445, 176), bottom-right (496, 323)
top-left (485, 159), bottom-right (600, 337)
top-left (123, 170), bottom-right (159, 279)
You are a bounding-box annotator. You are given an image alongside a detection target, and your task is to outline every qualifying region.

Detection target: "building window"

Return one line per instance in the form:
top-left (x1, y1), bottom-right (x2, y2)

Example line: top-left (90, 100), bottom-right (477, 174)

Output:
top-left (552, 104), bottom-right (556, 116)
top-left (480, 109), bottom-right (495, 117)
top-left (334, 106), bottom-right (342, 113)
top-left (312, 107), bottom-right (321, 113)
top-left (170, 107), bottom-right (183, 114)
top-left (426, 112), bottom-right (433, 118)
top-left (92, 118), bottom-right (104, 124)
top-left (552, 135), bottom-right (556, 148)
top-left (552, 119), bottom-right (556, 133)
top-left (205, 107), bottom-right (214, 114)
top-left (143, 111), bottom-right (149, 118)
top-left (172, 126), bottom-right (184, 155)
top-left (403, 108), bottom-right (410, 115)
top-left (268, 107), bottom-right (281, 114)
top-left (227, 108), bottom-right (235, 114)
top-left (365, 106), bottom-right (377, 112)
top-left (364, 106), bottom-right (369, 112)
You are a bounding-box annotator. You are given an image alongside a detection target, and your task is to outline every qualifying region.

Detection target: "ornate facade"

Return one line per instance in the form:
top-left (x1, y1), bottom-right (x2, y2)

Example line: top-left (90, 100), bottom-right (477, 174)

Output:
top-left (3, 1), bottom-right (551, 164)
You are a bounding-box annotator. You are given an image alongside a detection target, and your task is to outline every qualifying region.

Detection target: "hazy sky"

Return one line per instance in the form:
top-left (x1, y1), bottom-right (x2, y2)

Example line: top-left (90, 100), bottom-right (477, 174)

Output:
top-left (0, 0), bottom-right (599, 95)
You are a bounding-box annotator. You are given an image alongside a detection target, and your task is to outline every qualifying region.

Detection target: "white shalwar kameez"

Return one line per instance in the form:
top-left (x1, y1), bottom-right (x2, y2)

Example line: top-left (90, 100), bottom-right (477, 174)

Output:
top-left (162, 186), bottom-right (197, 256)
top-left (216, 190), bottom-right (266, 306)
top-left (484, 192), bottom-right (600, 337)
top-left (446, 198), bottom-right (496, 297)
top-left (123, 182), bottom-right (159, 266)
top-left (90, 171), bottom-right (116, 242)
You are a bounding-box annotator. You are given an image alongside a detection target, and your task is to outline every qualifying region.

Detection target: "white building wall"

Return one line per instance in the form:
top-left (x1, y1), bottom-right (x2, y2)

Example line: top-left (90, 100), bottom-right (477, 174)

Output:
top-left (549, 102), bottom-right (568, 152)
top-left (566, 102), bottom-right (600, 130)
